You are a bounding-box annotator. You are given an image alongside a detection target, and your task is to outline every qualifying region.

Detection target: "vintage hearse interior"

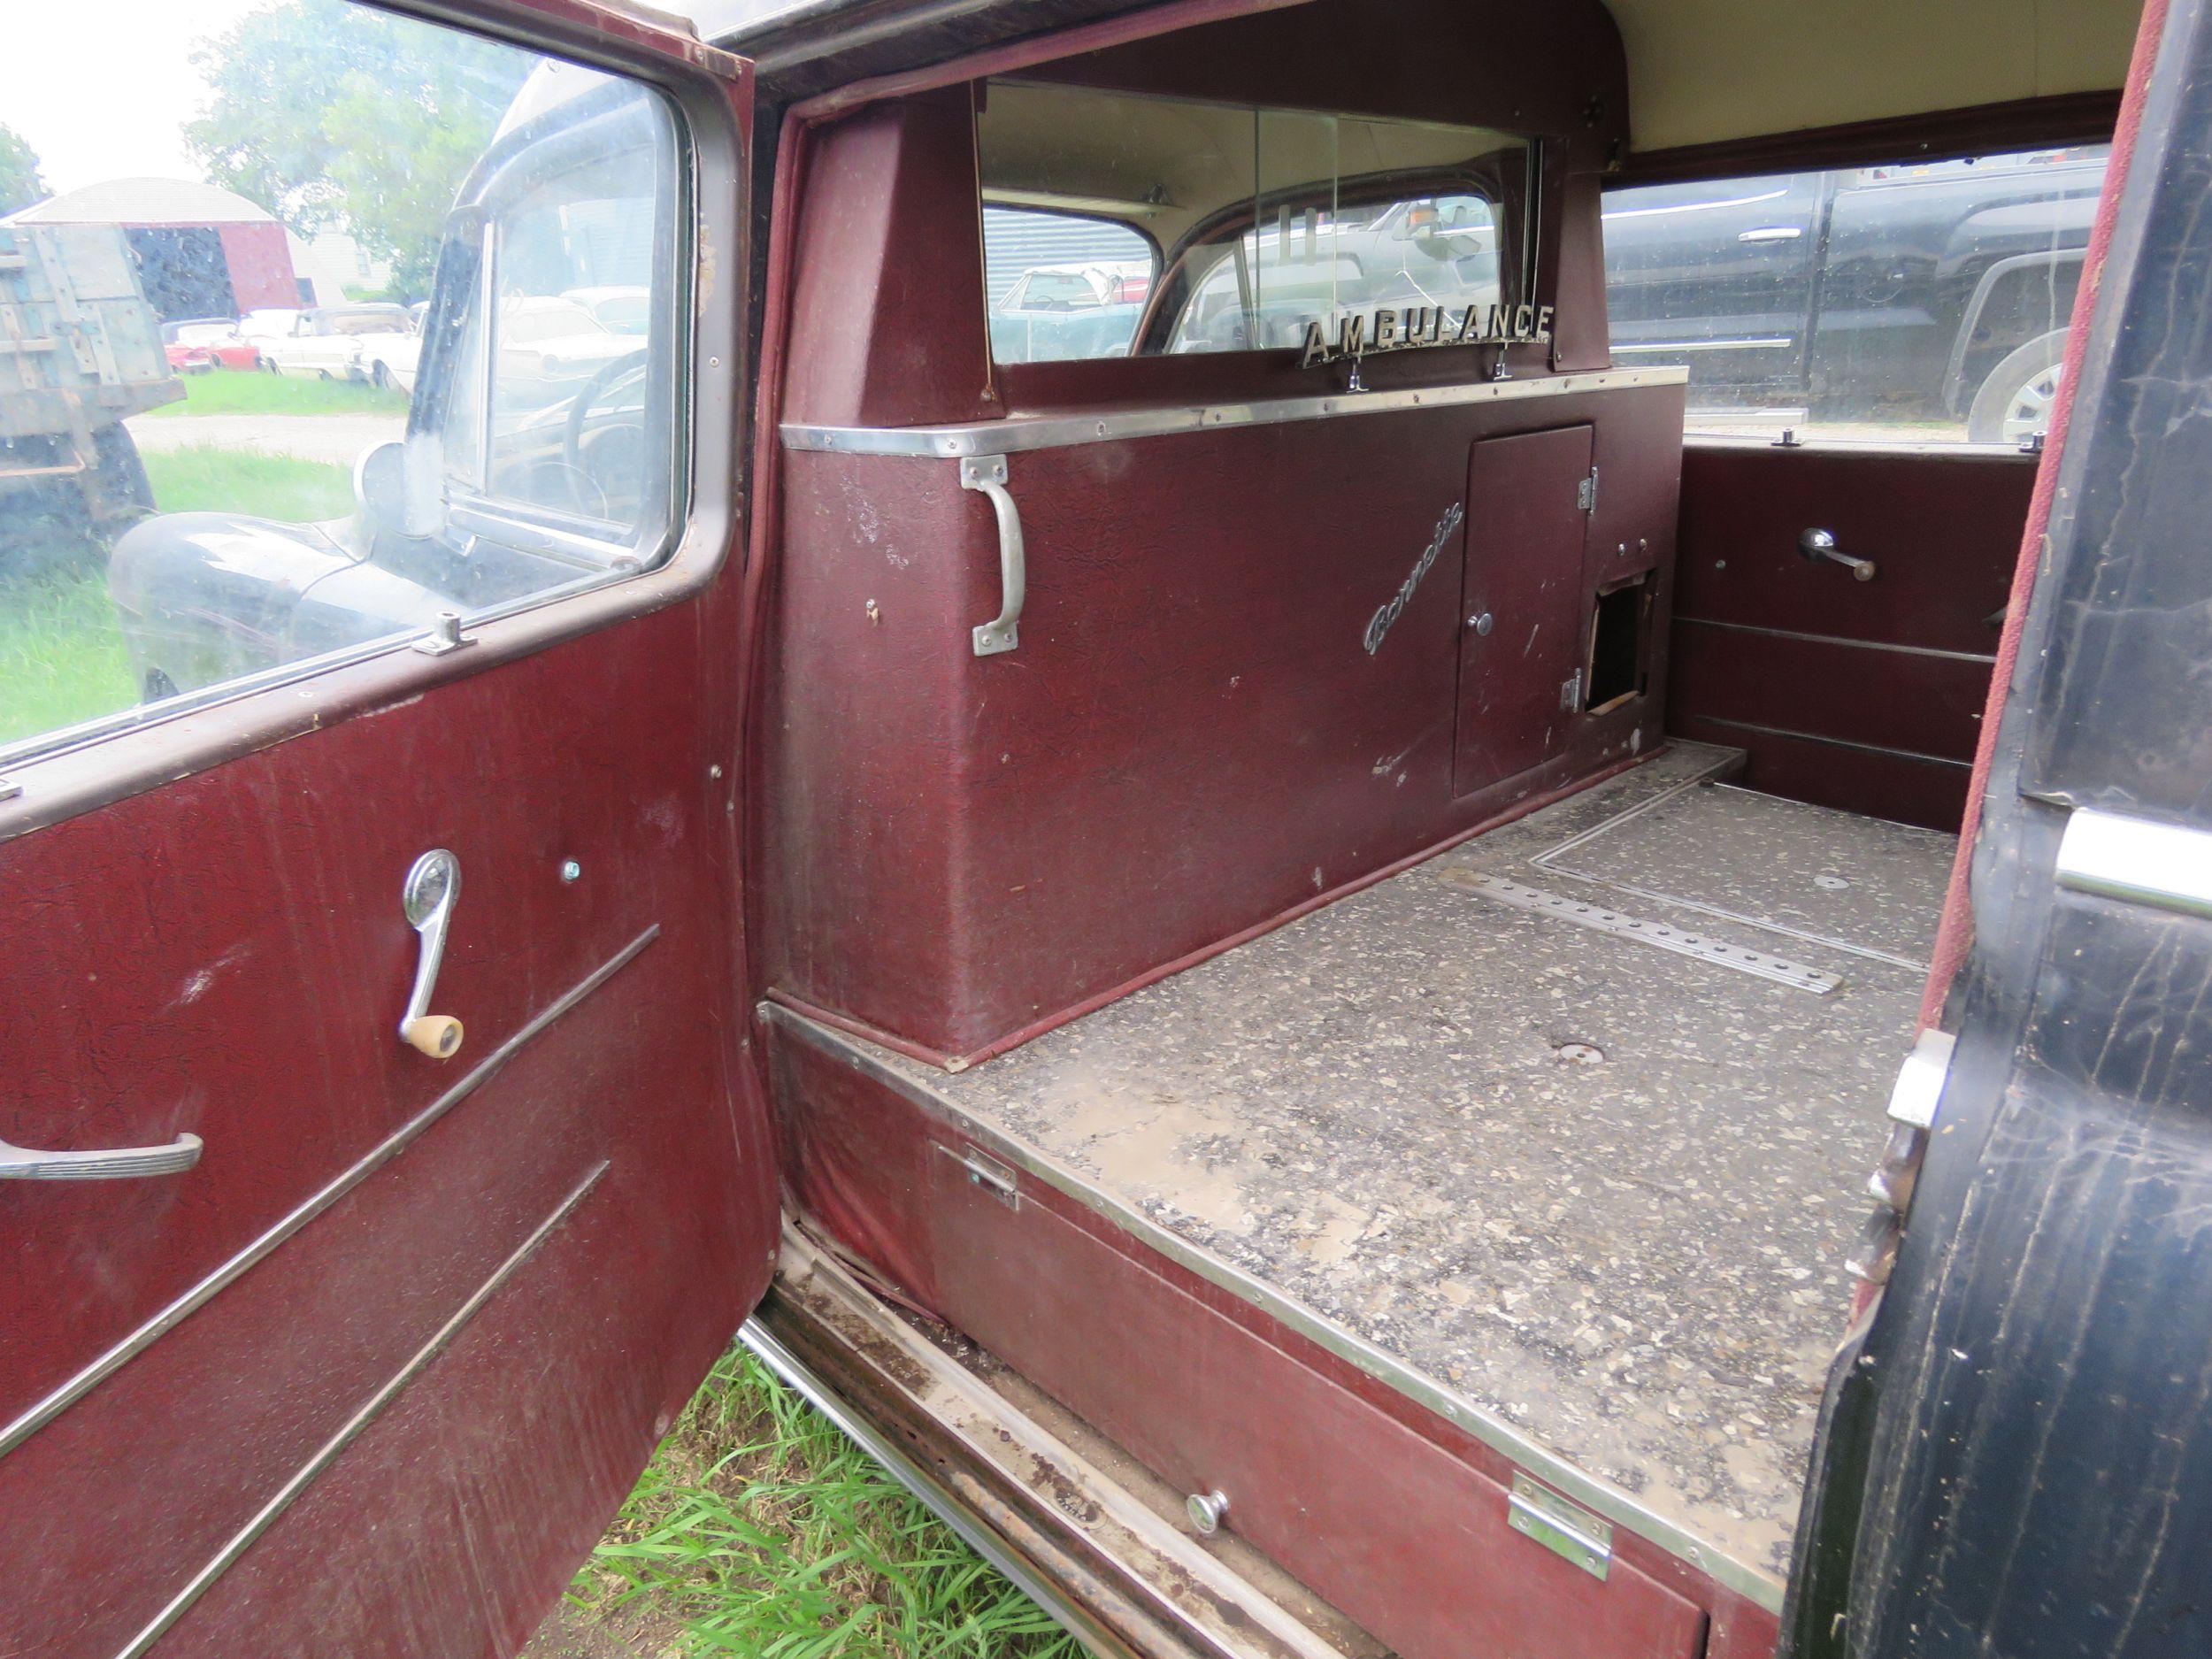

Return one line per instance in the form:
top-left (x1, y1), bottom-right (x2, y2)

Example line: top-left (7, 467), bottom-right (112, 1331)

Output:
top-left (13, 0), bottom-right (2212, 1655)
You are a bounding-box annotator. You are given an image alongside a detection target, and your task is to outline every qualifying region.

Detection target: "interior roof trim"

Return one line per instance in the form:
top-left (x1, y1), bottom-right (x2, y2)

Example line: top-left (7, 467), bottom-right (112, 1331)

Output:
top-left (1617, 88), bottom-right (2124, 184)
top-left (780, 365), bottom-right (1688, 456)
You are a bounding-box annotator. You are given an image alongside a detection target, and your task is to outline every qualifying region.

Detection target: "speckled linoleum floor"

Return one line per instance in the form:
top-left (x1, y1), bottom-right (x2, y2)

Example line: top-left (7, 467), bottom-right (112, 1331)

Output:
top-left (854, 742), bottom-right (1955, 1581)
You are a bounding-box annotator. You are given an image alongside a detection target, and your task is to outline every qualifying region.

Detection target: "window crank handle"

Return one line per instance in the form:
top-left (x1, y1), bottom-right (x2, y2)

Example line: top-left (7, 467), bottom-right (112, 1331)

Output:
top-left (399, 849), bottom-right (465, 1059)
top-left (1799, 527), bottom-right (1877, 581)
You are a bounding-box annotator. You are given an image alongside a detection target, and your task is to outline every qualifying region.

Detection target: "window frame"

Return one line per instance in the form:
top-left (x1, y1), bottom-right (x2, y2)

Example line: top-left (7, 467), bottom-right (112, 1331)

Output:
top-left (0, 1), bottom-right (746, 830)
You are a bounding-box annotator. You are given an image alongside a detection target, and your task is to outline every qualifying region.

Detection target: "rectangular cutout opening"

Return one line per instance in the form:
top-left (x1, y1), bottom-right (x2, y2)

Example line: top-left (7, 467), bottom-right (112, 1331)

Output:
top-left (1586, 577), bottom-right (1648, 713)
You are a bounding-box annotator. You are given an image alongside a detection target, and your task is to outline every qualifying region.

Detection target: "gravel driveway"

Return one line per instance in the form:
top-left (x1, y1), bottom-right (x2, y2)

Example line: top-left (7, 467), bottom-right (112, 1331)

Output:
top-left (127, 413), bottom-right (407, 469)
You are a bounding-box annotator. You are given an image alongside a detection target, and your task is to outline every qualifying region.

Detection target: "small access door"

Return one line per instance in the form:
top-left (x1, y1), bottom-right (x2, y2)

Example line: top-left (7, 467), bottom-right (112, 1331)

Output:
top-left (1455, 424), bottom-right (1596, 794)
top-left (0, 6), bottom-right (770, 1657)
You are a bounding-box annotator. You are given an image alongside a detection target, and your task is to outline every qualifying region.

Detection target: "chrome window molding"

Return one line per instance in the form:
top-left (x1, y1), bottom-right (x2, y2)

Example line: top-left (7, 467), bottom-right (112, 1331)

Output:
top-left (780, 365), bottom-right (1689, 457)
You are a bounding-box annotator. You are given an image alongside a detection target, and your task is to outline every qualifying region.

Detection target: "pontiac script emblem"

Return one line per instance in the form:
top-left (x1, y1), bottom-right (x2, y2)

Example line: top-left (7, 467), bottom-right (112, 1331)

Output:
top-left (1364, 502), bottom-right (1465, 655)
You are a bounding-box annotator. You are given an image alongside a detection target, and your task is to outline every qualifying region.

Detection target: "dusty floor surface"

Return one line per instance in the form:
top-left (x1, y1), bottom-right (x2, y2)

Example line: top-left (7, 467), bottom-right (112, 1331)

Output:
top-left (865, 743), bottom-right (1953, 1579)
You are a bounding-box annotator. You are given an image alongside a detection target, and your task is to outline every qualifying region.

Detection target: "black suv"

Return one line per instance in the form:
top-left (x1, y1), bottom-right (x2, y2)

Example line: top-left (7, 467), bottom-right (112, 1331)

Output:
top-left (1602, 146), bottom-right (2108, 441)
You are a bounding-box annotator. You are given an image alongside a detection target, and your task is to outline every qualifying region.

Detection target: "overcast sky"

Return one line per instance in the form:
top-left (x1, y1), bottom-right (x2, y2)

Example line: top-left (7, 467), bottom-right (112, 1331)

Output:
top-left (1, 0), bottom-right (280, 196)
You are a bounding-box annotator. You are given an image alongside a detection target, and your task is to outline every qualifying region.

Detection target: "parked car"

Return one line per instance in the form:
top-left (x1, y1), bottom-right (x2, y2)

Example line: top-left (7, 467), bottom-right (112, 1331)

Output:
top-left (234, 305), bottom-right (302, 352)
top-left (988, 258), bottom-right (1153, 360)
top-left (1602, 146), bottom-right (2109, 440)
top-left (491, 294), bottom-right (641, 403)
top-left (561, 284), bottom-right (651, 334)
top-left (257, 304), bottom-right (414, 380)
top-left (158, 318), bottom-right (259, 374)
top-left (342, 306), bottom-right (426, 394)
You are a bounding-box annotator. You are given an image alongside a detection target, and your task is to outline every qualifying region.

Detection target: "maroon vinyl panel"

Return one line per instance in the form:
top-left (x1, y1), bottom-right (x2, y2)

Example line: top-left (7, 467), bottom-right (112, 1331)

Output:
top-left (761, 385), bottom-right (1683, 1067)
top-left (1457, 425), bottom-right (1597, 793)
top-left (0, 14), bottom-right (772, 1652)
top-left (0, 607), bottom-right (780, 1659)
top-left (769, 1029), bottom-right (1784, 1659)
top-left (1666, 442), bottom-right (2032, 829)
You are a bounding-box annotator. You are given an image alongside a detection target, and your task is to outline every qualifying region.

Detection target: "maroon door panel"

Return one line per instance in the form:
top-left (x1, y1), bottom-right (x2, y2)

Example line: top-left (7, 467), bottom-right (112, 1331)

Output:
top-left (0, 614), bottom-right (778, 1659)
top-left (0, 12), bottom-right (768, 1655)
top-left (1455, 425), bottom-right (1596, 794)
top-left (1667, 442), bottom-right (2030, 828)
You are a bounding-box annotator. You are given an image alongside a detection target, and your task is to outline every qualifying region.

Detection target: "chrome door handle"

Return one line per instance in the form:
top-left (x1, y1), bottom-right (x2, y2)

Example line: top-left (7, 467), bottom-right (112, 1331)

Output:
top-left (961, 455), bottom-right (1025, 657)
top-left (1738, 226), bottom-right (1804, 243)
top-left (0, 1129), bottom-right (203, 1181)
top-left (398, 849), bottom-right (465, 1059)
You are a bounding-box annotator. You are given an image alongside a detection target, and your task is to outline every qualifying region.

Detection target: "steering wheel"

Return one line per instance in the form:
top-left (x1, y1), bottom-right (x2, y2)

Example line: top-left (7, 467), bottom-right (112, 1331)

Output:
top-left (561, 348), bottom-right (650, 514)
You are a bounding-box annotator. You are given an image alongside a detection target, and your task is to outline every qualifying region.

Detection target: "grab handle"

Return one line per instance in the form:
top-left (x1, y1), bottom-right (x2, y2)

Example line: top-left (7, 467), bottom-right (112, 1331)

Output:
top-left (0, 1130), bottom-right (203, 1181)
top-left (962, 455), bottom-right (1025, 656)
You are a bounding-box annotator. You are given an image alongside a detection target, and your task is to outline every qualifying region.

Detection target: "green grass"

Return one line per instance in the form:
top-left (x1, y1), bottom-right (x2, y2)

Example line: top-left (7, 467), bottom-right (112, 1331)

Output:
top-left (543, 1345), bottom-right (1078, 1659)
top-left (146, 371), bottom-right (410, 419)
top-left (0, 569), bottom-right (137, 745)
top-left (0, 447), bottom-right (355, 746)
top-left (142, 444), bottom-right (355, 520)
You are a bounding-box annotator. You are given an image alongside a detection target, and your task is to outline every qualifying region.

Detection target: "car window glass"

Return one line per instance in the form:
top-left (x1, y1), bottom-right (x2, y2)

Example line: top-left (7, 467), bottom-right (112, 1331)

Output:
top-left (1601, 144), bottom-right (2111, 445)
top-left (0, 1), bottom-right (684, 764)
top-left (977, 79), bottom-right (1526, 366)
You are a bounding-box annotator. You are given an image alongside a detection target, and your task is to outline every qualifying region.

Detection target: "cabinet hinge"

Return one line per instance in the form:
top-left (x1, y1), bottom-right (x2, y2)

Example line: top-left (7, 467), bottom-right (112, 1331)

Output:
top-left (1577, 467), bottom-right (1599, 511)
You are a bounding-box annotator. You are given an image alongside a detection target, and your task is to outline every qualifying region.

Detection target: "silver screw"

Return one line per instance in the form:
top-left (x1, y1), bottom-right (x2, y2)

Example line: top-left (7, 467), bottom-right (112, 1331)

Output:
top-left (1471, 612), bottom-right (1494, 636)
top-left (560, 859), bottom-right (582, 883)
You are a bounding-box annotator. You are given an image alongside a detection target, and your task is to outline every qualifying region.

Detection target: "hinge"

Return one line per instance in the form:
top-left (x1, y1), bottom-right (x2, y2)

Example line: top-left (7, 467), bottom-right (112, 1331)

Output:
top-left (1508, 1473), bottom-right (1612, 1579)
top-left (1558, 668), bottom-right (1583, 712)
top-left (1576, 467), bottom-right (1599, 511)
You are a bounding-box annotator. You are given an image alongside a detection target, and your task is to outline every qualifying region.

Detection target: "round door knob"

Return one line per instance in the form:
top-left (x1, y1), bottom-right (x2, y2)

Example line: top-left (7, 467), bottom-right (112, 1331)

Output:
top-left (1186, 1488), bottom-right (1230, 1536)
top-left (1471, 612), bottom-right (1494, 636)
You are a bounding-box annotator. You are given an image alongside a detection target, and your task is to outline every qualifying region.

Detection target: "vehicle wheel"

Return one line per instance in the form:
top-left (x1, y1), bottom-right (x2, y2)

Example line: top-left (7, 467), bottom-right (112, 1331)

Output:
top-left (262, 356), bottom-right (279, 373)
top-left (317, 369), bottom-right (335, 381)
top-left (0, 476), bottom-right (96, 581)
top-left (371, 361), bottom-right (391, 391)
top-left (1967, 330), bottom-right (2068, 444)
top-left (90, 426), bottom-right (156, 520)
top-left (143, 668), bottom-right (180, 703)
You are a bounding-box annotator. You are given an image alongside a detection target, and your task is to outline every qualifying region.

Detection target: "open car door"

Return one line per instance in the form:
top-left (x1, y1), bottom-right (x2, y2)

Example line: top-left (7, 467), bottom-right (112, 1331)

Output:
top-left (0, 5), bottom-right (770, 1655)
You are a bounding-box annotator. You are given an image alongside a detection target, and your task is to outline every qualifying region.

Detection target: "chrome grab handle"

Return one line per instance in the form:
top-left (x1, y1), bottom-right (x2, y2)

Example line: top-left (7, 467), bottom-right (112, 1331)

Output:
top-left (961, 454), bottom-right (1025, 656)
top-left (398, 849), bottom-right (465, 1059)
top-left (0, 1130), bottom-right (202, 1181)
top-left (1799, 527), bottom-right (1877, 581)
top-left (1737, 225), bottom-right (1805, 243)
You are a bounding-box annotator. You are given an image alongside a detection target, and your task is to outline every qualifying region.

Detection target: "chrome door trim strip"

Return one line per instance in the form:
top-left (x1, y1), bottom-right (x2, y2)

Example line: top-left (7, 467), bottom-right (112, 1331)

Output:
top-left (779, 366), bottom-right (1690, 457)
top-left (1673, 616), bottom-right (2000, 666)
top-left (740, 1318), bottom-right (1133, 1659)
top-left (0, 926), bottom-right (658, 1462)
top-left (110, 1162), bottom-right (610, 1659)
top-left (2055, 808), bottom-right (2212, 919)
top-left (763, 1000), bottom-right (1790, 1614)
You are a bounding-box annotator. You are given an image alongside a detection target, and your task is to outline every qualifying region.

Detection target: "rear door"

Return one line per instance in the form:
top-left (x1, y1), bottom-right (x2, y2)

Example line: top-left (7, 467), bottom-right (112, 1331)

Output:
top-left (0, 5), bottom-right (771, 1656)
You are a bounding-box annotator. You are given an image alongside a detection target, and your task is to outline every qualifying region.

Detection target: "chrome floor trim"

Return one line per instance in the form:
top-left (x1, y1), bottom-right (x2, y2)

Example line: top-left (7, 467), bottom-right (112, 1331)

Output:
top-left (110, 1162), bottom-right (609, 1659)
top-left (1452, 872), bottom-right (1843, 994)
top-left (739, 1319), bottom-right (1128, 1657)
top-left (780, 366), bottom-right (1688, 457)
top-left (0, 926), bottom-right (659, 1462)
top-left (1531, 774), bottom-right (1938, 972)
top-left (764, 1002), bottom-right (1791, 1615)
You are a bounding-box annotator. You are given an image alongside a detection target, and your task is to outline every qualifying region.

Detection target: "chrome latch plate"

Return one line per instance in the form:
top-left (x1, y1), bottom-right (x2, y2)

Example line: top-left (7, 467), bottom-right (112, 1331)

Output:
top-left (946, 1144), bottom-right (1019, 1208)
top-left (1508, 1473), bottom-right (1611, 1579)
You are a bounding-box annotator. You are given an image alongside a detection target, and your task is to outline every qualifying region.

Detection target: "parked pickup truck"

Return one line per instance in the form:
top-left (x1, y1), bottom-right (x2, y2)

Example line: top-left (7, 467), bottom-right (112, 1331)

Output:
top-left (1602, 146), bottom-right (2108, 440)
top-left (0, 222), bottom-right (176, 577)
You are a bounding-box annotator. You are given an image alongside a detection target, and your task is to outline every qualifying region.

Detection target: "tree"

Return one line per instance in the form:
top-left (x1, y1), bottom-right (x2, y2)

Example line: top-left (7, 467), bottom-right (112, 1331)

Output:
top-left (185, 1), bottom-right (532, 297)
top-left (0, 125), bottom-right (47, 218)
